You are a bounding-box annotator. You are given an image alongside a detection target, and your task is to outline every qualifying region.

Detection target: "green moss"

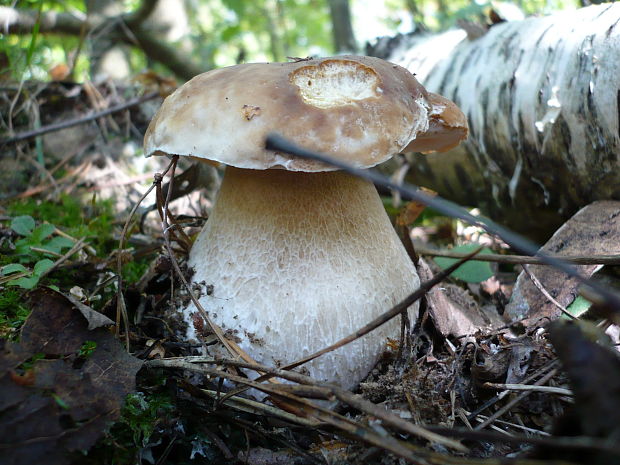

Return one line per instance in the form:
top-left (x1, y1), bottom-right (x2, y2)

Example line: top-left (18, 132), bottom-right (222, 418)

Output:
top-left (0, 288), bottom-right (29, 337)
top-left (86, 391), bottom-right (177, 463)
top-left (121, 260), bottom-right (150, 285)
top-left (6, 194), bottom-right (116, 255)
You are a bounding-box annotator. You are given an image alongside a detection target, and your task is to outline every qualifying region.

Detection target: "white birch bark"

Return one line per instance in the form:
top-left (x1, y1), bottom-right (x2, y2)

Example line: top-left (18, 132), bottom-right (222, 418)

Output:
top-left (375, 4), bottom-right (620, 239)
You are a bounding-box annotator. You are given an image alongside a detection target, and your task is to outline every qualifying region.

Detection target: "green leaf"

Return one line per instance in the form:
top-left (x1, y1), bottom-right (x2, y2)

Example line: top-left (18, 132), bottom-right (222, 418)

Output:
top-left (41, 236), bottom-right (74, 254)
top-left (52, 393), bottom-right (70, 410)
top-left (563, 295), bottom-right (592, 319)
top-left (1, 263), bottom-right (29, 275)
top-left (8, 276), bottom-right (40, 290)
top-left (11, 216), bottom-right (35, 236)
top-left (434, 244), bottom-right (494, 283)
top-left (30, 223), bottom-right (55, 243)
top-left (14, 238), bottom-right (33, 256)
top-left (33, 259), bottom-right (54, 276)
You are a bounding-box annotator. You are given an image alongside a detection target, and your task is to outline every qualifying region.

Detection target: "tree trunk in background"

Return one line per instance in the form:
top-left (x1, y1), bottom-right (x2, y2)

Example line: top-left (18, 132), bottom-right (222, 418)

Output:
top-left (370, 3), bottom-right (620, 241)
top-left (86, 0), bottom-right (191, 81)
top-left (86, 0), bottom-right (130, 80)
top-left (327, 0), bottom-right (357, 53)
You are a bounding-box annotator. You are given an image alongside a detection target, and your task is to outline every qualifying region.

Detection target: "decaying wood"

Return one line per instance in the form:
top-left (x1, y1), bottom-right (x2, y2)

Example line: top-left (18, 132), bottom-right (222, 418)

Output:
top-left (371, 4), bottom-right (620, 240)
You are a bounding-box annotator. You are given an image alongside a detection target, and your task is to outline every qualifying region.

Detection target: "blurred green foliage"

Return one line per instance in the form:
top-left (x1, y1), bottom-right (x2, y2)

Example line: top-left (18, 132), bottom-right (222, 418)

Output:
top-left (1, 0), bottom-right (579, 82)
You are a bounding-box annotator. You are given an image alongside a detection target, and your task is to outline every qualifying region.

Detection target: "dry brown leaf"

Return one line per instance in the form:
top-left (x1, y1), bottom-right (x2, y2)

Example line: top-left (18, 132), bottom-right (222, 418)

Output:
top-left (396, 187), bottom-right (437, 226)
top-left (0, 288), bottom-right (142, 465)
top-left (418, 258), bottom-right (502, 338)
top-left (506, 201), bottom-right (620, 326)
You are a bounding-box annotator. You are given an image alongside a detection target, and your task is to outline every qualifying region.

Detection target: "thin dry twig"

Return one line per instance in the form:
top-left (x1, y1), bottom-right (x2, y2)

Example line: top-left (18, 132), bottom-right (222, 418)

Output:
top-left (116, 161), bottom-right (175, 348)
top-left (415, 245), bottom-right (620, 266)
top-left (483, 382), bottom-right (573, 396)
top-left (156, 157), bottom-right (238, 358)
top-left (0, 91), bottom-right (159, 147)
top-left (265, 133), bottom-right (620, 312)
top-left (39, 237), bottom-right (87, 279)
top-left (474, 369), bottom-right (558, 431)
top-left (522, 264), bottom-right (575, 320)
top-left (200, 389), bottom-right (321, 427)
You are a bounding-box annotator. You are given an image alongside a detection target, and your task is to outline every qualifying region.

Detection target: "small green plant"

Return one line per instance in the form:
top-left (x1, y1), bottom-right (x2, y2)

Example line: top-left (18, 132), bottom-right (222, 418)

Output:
top-left (10, 215), bottom-right (75, 260)
top-left (1, 260), bottom-right (54, 290)
top-left (122, 392), bottom-right (175, 447)
top-left (77, 340), bottom-right (98, 359)
top-left (7, 194), bottom-right (116, 255)
top-left (1, 215), bottom-right (74, 289)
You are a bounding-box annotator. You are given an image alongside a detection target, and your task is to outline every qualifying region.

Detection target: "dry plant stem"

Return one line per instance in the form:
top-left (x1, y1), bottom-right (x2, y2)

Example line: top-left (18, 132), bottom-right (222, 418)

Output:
top-left (115, 160), bottom-right (175, 346)
top-left (522, 265), bottom-right (575, 319)
top-left (200, 389), bottom-right (322, 427)
top-left (0, 91), bottom-right (159, 146)
top-left (427, 426), bottom-right (619, 457)
top-left (483, 382), bottom-right (573, 396)
top-left (466, 361), bottom-right (559, 422)
top-left (154, 175), bottom-right (191, 252)
top-left (148, 357), bottom-right (467, 452)
top-left (39, 237), bottom-right (87, 279)
top-left (474, 369), bottom-right (558, 430)
top-left (29, 247), bottom-right (63, 258)
top-left (415, 246), bottom-right (620, 266)
top-left (468, 413), bottom-right (551, 435)
top-left (52, 226), bottom-right (97, 255)
top-left (157, 158), bottom-right (238, 359)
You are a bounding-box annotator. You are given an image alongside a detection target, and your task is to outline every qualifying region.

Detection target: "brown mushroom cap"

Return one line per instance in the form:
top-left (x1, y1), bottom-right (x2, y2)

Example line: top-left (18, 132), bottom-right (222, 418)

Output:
top-left (144, 56), bottom-right (437, 172)
top-left (404, 92), bottom-right (469, 154)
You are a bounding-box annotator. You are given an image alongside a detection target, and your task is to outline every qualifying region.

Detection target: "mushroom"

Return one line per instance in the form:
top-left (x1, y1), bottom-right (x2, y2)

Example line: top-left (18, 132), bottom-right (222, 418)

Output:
top-left (144, 56), bottom-right (468, 391)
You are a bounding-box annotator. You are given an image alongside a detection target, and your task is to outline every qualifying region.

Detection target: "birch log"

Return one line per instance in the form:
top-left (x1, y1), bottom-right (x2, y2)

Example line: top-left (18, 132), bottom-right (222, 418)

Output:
top-left (372, 4), bottom-right (620, 240)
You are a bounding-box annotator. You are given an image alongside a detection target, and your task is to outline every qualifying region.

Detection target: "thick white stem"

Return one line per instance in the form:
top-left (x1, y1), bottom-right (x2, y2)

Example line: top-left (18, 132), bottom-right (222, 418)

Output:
top-left (185, 167), bottom-right (419, 390)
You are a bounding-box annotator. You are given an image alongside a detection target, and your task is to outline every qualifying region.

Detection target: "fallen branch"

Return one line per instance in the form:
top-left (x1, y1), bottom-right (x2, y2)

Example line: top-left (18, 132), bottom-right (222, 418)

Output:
top-left (0, 91), bottom-right (159, 147)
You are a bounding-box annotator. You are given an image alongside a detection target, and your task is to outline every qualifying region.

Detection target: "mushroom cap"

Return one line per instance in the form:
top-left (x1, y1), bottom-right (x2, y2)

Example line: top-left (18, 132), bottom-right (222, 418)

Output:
top-left (144, 56), bottom-right (459, 172)
top-left (404, 92), bottom-right (469, 154)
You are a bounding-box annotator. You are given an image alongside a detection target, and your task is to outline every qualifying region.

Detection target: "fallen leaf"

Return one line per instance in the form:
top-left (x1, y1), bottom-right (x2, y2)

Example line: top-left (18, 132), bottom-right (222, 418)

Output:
top-left (0, 288), bottom-right (142, 465)
top-left (418, 258), bottom-right (503, 338)
top-left (60, 289), bottom-right (115, 330)
top-left (396, 187), bottom-right (437, 226)
top-left (506, 201), bottom-right (620, 326)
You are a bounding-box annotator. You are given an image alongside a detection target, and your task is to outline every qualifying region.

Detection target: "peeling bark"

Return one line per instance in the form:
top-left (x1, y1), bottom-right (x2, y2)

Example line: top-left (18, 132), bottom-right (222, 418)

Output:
top-left (371, 4), bottom-right (620, 240)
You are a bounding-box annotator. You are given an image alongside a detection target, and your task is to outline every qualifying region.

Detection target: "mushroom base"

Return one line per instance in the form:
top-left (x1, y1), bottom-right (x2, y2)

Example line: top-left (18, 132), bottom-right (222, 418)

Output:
top-left (185, 166), bottom-right (420, 391)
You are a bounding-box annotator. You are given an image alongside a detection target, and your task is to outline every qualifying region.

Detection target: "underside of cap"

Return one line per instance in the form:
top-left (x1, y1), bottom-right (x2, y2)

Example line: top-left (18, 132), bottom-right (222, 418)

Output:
top-left (144, 56), bottom-right (435, 172)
